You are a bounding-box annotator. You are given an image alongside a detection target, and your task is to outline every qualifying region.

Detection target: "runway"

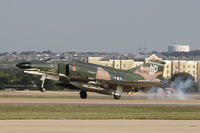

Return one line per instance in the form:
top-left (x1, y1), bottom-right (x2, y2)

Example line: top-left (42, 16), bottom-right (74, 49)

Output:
top-left (0, 120), bottom-right (200, 133)
top-left (0, 91), bottom-right (200, 106)
top-left (0, 91), bottom-right (200, 132)
top-left (0, 97), bottom-right (200, 106)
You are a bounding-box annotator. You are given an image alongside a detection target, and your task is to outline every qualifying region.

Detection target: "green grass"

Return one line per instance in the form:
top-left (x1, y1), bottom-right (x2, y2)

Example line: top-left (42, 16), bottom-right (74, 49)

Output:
top-left (0, 105), bottom-right (200, 120)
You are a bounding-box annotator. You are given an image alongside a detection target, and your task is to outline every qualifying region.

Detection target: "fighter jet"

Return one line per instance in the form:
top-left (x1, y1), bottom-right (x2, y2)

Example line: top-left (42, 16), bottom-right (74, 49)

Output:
top-left (16, 60), bottom-right (165, 99)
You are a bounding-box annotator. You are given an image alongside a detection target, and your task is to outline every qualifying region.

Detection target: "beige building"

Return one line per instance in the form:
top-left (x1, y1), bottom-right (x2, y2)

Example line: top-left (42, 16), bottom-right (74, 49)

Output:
top-left (88, 57), bottom-right (135, 70)
top-left (163, 60), bottom-right (199, 81)
top-left (88, 54), bottom-right (200, 81)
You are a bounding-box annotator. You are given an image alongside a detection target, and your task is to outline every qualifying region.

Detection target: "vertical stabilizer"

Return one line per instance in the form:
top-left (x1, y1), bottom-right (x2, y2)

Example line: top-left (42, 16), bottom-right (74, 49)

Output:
top-left (130, 61), bottom-right (165, 80)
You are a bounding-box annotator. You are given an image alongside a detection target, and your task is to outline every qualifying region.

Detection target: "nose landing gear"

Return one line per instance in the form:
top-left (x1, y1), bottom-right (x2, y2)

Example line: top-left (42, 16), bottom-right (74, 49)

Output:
top-left (40, 75), bottom-right (46, 92)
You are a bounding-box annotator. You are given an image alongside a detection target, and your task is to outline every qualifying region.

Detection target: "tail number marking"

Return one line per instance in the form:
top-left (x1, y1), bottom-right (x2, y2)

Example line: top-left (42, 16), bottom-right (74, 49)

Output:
top-left (149, 64), bottom-right (158, 75)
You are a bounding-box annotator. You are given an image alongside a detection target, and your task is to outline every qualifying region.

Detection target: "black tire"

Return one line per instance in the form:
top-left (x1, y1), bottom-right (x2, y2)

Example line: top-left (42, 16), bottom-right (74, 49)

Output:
top-left (80, 90), bottom-right (87, 99)
top-left (114, 95), bottom-right (121, 100)
top-left (40, 88), bottom-right (45, 92)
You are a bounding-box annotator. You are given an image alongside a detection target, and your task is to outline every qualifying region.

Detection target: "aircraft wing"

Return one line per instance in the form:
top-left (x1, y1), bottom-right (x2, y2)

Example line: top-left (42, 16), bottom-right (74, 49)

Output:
top-left (96, 79), bottom-right (160, 92)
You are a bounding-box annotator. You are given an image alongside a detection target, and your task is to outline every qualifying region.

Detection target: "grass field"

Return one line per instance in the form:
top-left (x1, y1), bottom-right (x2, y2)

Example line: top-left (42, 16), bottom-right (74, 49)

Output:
top-left (0, 105), bottom-right (200, 120)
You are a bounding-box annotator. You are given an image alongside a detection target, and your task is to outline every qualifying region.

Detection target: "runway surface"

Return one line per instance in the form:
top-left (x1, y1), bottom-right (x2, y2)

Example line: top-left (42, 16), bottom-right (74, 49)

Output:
top-left (0, 91), bottom-right (200, 106)
top-left (0, 120), bottom-right (200, 133)
top-left (0, 91), bottom-right (200, 133)
top-left (0, 97), bottom-right (200, 106)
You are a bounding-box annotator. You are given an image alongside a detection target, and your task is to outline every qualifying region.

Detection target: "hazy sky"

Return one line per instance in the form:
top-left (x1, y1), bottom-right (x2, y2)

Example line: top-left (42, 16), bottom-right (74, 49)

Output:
top-left (0, 0), bottom-right (200, 53)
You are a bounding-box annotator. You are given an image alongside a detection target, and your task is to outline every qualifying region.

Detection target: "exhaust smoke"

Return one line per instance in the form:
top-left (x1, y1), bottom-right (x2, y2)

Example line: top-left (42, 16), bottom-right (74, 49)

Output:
top-left (148, 77), bottom-right (195, 100)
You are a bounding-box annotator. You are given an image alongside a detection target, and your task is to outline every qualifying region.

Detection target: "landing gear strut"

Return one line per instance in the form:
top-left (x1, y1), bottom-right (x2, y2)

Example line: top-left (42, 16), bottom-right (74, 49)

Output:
top-left (80, 89), bottom-right (87, 99)
top-left (40, 75), bottom-right (46, 92)
top-left (113, 86), bottom-right (123, 100)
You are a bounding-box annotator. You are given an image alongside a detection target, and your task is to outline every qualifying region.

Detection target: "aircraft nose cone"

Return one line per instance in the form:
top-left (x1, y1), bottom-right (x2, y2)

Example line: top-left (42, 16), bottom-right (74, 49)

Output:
top-left (16, 62), bottom-right (31, 69)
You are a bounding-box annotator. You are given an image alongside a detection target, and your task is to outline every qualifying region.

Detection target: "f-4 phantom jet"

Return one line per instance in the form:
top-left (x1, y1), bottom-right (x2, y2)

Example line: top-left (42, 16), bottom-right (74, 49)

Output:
top-left (16, 60), bottom-right (165, 99)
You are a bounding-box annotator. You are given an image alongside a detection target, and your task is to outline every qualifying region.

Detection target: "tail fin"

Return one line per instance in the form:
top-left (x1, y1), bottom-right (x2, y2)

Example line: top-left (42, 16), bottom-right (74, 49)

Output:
top-left (130, 61), bottom-right (165, 80)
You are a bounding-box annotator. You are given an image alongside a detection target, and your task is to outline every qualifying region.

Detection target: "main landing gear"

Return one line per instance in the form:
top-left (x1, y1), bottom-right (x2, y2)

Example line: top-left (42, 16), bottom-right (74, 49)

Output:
top-left (113, 86), bottom-right (123, 100)
top-left (80, 89), bottom-right (87, 99)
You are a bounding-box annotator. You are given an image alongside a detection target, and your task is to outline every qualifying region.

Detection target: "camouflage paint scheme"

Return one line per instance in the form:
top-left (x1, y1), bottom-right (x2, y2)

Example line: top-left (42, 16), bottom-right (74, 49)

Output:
top-left (16, 60), bottom-right (165, 99)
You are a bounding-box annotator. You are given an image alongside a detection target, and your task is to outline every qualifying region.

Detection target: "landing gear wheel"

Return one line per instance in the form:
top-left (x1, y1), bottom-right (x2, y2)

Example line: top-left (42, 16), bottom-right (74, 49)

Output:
top-left (114, 95), bottom-right (121, 100)
top-left (80, 90), bottom-right (87, 99)
top-left (40, 88), bottom-right (46, 92)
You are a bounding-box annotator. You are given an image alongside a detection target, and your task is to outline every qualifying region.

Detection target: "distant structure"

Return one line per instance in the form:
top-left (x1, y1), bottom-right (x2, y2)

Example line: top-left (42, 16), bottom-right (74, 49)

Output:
top-left (168, 45), bottom-right (190, 53)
